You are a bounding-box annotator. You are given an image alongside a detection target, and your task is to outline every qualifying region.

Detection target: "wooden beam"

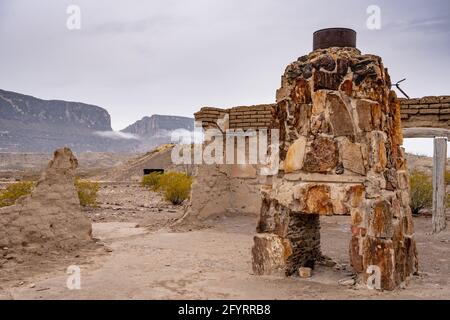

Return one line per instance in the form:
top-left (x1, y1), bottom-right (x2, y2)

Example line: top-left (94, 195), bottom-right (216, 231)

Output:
top-left (432, 137), bottom-right (448, 234)
top-left (403, 127), bottom-right (450, 139)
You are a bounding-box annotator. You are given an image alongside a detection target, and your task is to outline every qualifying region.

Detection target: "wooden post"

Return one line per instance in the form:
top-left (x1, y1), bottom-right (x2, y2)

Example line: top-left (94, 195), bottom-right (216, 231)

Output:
top-left (432, 137), bottom-right (448, 234)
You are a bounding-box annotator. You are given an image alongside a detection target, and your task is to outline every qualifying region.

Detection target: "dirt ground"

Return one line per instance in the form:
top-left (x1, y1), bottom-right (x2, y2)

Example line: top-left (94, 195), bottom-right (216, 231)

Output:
top-left (0, 184), bottom-right (449, 300)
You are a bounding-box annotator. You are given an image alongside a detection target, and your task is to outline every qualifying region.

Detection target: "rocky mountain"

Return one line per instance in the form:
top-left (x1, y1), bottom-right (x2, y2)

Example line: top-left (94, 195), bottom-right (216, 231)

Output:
top-left (121, 115), bottom-right (194, 151)
top-left (0, 89), bottom-right (194, 153)
top-left (122, 115), bottom-right (194, 136)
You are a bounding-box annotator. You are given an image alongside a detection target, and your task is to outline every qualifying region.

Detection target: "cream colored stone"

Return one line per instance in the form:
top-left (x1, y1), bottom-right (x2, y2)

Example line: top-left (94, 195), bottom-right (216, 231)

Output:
top-left (299, 267), bottom-right (312, 278)
top-left (311, 90), bottom-right (328, 115)
top-left (284, 137), bottom-right (307, 173)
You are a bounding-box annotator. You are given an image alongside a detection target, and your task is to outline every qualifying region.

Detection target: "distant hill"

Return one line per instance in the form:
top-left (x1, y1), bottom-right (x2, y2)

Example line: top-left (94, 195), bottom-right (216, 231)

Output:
top-left (0, 89), bottom-right (194, 153)
top-left (121, 115), bottom-right (194, 151)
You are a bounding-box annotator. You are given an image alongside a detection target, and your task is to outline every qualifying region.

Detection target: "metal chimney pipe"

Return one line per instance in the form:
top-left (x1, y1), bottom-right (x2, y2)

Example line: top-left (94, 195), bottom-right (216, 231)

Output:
top-left (313, 28), bottom-right (357, 50)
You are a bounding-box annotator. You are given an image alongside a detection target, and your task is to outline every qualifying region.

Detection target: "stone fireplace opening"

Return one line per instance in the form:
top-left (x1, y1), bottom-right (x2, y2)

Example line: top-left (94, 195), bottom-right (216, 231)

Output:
top-left (251, 28), bottom-right (419, 290)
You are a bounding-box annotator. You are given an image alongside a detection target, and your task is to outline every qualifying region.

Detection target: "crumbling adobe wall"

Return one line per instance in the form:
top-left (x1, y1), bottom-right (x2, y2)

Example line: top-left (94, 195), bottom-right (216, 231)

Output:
top-left (182, 163), bottom-right (264, 224)
top-left (0, 148), bottom-right (93, 266)
top-left (180, 109), bottom-right (273, 225)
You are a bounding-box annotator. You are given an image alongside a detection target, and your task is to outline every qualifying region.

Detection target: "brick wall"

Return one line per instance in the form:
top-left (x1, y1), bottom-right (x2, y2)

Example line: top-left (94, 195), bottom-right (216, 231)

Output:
top-left (195, 96), bottom-right (450, 130)
top-left (194, 105), bottom-right (274, 130)
top-left (399, 96), bottom-right (450, 129)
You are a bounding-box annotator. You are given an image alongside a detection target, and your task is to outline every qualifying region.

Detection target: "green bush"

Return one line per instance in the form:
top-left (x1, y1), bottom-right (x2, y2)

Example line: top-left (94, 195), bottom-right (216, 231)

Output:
top-left (158, 172), bottom-right (192, 205)
top-left (445, 170), bottom-right (450, 186)
top-left (75, 179), bottom-right (100, 207)
top-left (0, 181), bottom-right (35, 207)
top-left (409, 170), bottom-right (433, 215)
top-left (142, 172), bottom-right (163, 191)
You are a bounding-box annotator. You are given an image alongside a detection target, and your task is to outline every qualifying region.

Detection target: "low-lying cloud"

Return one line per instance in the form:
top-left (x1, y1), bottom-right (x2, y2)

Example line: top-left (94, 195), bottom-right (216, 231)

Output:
top-left (94, 131), bottom-right (140, 140)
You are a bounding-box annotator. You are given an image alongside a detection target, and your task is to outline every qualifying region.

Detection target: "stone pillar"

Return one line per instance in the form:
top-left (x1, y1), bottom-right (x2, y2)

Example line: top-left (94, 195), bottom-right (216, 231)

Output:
top-left (252, 33), bottom-right (418, 290)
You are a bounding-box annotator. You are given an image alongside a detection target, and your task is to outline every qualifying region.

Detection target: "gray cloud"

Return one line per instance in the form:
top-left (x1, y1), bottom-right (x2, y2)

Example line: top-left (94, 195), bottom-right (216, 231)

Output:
top-left (0, 0), bottom-right (448, 145)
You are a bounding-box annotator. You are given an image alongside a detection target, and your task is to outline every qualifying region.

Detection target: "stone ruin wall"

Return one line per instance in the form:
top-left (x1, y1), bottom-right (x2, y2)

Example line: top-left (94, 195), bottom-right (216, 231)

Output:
top-left (190, 45), bottom-right (443, 290)
top-left (195, 96), bottom-right (450, 131)
top-left (250, 46), bottom-right (419, 291)
top-left (189, 97), bottom-right (450, 224)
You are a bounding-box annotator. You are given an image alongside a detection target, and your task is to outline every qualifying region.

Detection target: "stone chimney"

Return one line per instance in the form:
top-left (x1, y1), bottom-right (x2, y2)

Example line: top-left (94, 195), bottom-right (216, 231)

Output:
top-left (252, 29), bottom-right (418, 290)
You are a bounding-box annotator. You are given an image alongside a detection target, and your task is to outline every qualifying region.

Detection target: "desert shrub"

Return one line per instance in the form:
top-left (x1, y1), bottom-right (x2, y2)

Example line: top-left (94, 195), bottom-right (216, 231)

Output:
top-left (158, 172), bottom-right (192, 205)
top-left (142, 172), bottom-right (162, 191)
top-left (409, 170), bottom-right (432, 215)
top-left (75, 179), bottom-right (100, 207)
top-left (0, 181), bottom-right (35, 207)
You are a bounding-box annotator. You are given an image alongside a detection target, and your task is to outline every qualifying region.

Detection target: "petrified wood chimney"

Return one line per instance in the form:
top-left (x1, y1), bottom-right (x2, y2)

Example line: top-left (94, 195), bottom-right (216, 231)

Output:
top-left (252, 28), bottom-right (418, 290)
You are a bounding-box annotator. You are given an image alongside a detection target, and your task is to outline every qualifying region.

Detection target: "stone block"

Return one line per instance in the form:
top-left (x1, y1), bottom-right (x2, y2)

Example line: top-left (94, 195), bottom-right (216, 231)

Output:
top-left (362, 237), bottom-right (396, 290)
top-left (252, 233), bottom-right (289, 275)
top-left (299, 267), bottom-right (312, 278)
top-left (340, 139), bottom-right (366, 175)
top-left (327, 93), bottom-right (355, 136)
top-left (303, 137), bottom-right (338, 173)
top-left (368, 200), bottom-right (393, 238)
top-left (305, 185), bottom-right (333, 215)
top-left (284, 137), bottom-right (307, 173)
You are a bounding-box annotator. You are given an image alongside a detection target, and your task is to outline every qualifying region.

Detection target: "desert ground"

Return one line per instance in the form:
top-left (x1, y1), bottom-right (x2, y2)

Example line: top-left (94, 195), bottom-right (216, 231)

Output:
top-left (0, 180), bottom-right (449, 300)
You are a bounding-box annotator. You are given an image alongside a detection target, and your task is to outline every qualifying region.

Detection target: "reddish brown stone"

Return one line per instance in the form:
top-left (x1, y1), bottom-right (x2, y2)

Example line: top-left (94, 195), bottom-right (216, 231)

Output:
top-left (362, 237), bottom-right (396, 290)
top-left (369, 200), bottom-right (393, 238)
top-left (347, 185), bottom-right (365, 208)
top-left (291, 79), bottom-right (311, 104)
top-left (336, 59), bottom-right (350, 77)
top-left (371, 102), bottom-right (382, 130)
top-left (351, 226), bottom-right (367, 236)
top-left (351, 209), bottom-right (364, 226)
top-left (305, 185), bottom-right (333, 215)
top-left (340, 79), bottom-right (353, 96)
top-left (303, 137), bottom-right (338, 173)
top-left (312, 55), bottom-right (336, 72)
top-left (349, 235), bottom-right (364, 272)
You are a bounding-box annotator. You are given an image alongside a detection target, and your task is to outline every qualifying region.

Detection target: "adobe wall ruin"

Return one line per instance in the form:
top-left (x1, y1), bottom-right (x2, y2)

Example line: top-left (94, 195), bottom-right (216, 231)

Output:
top-left (0, 148), bottom-right (93, 267)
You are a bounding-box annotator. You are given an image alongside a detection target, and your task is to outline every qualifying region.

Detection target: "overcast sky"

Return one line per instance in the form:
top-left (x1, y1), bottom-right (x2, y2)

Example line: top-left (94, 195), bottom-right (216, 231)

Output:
top-left (0, 0), bottom-right (449, 155)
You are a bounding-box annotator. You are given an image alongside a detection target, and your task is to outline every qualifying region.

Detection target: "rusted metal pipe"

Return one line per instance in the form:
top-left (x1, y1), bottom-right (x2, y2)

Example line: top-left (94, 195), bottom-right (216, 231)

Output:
top-left (313, 28), bottom-right (357, 50)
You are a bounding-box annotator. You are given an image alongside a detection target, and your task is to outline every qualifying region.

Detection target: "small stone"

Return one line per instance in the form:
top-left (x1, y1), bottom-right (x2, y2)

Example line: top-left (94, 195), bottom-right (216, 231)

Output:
top-left (338, 277), bottom-right (356, 286)
top-left (299, 267), bottom-right (312, 278)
